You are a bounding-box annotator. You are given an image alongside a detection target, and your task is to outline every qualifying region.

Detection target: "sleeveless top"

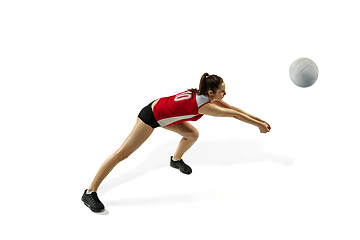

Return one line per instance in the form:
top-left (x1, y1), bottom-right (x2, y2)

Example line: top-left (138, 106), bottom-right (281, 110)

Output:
top-left (153, 90), bottom-right (210, 127)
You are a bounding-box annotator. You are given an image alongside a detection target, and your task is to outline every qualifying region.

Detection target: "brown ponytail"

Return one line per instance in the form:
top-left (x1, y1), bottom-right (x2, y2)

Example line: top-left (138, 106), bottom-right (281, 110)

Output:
top-left (189, 73), bottom-right (224, 96)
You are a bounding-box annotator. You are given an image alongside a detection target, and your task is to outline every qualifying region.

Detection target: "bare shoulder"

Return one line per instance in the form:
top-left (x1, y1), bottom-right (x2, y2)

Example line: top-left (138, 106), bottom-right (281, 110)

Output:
top-left (198, 102), bottom-right (216, 114)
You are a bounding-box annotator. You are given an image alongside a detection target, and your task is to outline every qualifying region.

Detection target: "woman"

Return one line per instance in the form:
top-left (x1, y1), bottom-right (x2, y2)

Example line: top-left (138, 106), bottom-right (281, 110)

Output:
top-left (81, 73), bottom-right (271, 212)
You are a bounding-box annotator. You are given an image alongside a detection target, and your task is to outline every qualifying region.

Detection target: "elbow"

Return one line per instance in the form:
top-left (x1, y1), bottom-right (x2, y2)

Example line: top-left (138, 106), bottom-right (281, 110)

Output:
top-left (214, 109), bottom-right (238, 118)
top-left (225, 110), bottom-right (241, 118)
top-left (232, 112), bottom-right (241, 119)
top-left (222, 108), bottom-right (239, 118)
top-left (232, 112), bottom-right (249, 121)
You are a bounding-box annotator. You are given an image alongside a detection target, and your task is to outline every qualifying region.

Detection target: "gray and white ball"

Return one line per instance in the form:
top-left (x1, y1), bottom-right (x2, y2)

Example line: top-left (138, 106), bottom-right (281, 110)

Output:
top-left (289, 58), bottom-right (318, 87)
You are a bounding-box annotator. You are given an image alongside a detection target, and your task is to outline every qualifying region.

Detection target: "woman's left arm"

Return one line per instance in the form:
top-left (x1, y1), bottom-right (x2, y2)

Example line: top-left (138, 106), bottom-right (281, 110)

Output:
top-left (213, 100), bottom-right (271, 129)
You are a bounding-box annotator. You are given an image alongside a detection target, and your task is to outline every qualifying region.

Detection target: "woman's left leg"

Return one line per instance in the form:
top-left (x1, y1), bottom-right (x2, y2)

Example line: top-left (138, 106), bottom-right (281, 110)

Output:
top-left (164, 122), bottom-right (199, 160)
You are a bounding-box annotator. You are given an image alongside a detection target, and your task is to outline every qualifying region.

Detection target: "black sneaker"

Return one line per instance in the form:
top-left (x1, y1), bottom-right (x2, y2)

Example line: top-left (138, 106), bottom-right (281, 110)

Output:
top-left (170, 156), bottom-right (192, 174)
top-left (81, 190), bottom-right (105, 213)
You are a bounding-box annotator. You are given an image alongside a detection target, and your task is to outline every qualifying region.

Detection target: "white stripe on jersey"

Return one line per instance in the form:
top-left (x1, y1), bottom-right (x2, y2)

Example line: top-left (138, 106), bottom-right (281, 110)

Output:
top-left (158, 114), bottom-right (198, 127)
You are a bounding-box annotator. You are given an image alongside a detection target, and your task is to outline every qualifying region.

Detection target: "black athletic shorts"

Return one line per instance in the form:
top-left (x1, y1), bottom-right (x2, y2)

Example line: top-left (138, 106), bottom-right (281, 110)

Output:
top-left (138, 100), bottom-right (161, 129)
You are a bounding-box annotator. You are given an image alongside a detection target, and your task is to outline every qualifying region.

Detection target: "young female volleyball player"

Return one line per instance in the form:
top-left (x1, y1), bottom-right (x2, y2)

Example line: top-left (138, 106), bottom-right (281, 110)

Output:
top-left (81, 73), bottom-right (271, 212)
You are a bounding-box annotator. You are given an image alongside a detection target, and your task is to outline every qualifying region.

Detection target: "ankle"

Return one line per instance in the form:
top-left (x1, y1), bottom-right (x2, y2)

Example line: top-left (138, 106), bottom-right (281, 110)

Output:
top-left (88, 187), bottom-right (97, 192)
top-left (172, 156), bottom-right (181, 161)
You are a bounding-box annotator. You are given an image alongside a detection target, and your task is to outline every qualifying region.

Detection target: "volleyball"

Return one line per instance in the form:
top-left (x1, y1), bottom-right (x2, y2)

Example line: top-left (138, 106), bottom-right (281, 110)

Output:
top-left (289, 58), bottom-right (318, 87)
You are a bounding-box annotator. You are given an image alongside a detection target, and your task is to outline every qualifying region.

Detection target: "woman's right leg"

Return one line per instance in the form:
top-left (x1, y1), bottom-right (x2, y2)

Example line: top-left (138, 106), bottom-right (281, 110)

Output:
top-left (88, 117), bottom-right (154, 192)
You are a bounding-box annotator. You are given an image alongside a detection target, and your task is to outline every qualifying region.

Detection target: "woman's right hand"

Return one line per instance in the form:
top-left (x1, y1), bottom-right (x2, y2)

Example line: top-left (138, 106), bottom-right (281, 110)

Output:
top-left (258, 123), bottom-right (270, 133)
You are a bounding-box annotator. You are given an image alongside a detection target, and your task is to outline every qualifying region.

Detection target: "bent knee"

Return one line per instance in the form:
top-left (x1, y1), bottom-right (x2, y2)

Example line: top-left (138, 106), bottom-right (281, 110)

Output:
top-left (185, 130), bottom-right (199, 142)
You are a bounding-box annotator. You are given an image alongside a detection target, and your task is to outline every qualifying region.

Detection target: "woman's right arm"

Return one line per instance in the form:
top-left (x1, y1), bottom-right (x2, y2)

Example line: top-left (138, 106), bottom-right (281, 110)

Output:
top-left (198, 103), bottom-right (269, 133)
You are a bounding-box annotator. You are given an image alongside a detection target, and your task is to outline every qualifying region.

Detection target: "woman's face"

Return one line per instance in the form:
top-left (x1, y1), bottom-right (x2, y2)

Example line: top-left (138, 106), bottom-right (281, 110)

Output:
top-left (209, 83), bottom-right (226, 102)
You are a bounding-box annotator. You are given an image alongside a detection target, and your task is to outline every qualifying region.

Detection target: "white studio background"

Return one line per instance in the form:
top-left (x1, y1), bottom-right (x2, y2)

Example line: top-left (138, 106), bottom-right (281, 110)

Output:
top-left (1, 0), bottom-right (359, 239)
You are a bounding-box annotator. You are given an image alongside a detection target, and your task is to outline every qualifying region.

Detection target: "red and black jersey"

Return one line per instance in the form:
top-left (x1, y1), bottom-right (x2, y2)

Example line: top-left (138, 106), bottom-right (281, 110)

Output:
top-left (153, 90), bottom-right (211, 127)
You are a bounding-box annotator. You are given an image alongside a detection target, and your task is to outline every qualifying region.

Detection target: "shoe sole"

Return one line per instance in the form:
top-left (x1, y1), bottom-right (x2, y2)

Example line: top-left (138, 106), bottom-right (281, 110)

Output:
top-left (170, 164), bottom-right (192, 175)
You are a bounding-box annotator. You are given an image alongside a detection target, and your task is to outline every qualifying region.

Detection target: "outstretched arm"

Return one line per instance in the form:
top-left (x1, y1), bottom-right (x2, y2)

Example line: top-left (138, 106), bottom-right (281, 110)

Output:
top-left (198, 103), bottom-right (269, 133)
top-left (212, 100), bottom-right (271, 130)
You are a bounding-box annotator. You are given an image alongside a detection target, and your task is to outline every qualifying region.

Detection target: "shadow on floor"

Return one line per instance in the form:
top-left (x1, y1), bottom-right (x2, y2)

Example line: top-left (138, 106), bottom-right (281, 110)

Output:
top-left (100, 139), bottom-right (293, 196)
